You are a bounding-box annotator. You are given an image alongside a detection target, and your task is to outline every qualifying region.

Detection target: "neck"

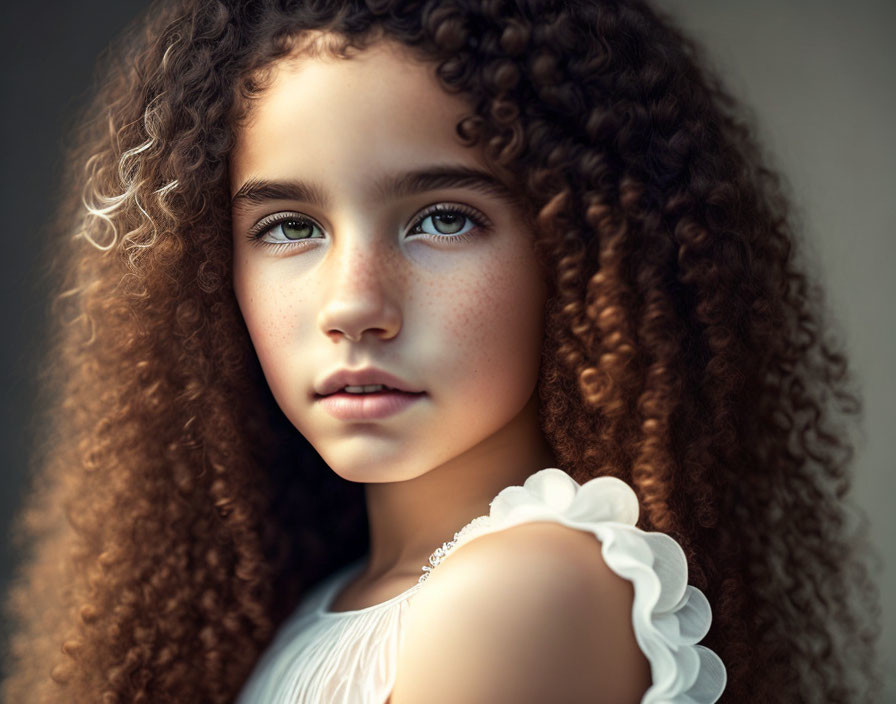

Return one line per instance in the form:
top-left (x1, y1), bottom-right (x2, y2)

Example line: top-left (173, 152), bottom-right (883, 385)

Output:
top-left (360, 390), bottom-right (557, 580)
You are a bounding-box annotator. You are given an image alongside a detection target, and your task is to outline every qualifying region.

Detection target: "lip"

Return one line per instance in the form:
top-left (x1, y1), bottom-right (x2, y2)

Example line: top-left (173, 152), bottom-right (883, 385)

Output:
top-left (316, 389), bottom-right (426, 421)
top-left (314, 366), bottom-right (424, 397)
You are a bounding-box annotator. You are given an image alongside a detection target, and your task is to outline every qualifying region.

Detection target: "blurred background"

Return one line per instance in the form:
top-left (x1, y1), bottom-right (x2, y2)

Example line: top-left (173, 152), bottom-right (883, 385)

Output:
top-left (1, 0), bottom-right (893, 696)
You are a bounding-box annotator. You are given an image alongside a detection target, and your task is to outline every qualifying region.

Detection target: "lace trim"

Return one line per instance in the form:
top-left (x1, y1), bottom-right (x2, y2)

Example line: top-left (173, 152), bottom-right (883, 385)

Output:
top-left (417, 515), bottom-right (492, 584)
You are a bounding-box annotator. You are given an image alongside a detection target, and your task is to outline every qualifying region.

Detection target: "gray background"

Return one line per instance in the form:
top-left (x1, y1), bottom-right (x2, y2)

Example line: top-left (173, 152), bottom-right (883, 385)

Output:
top-left (1, 0), bottom-right (893, 696)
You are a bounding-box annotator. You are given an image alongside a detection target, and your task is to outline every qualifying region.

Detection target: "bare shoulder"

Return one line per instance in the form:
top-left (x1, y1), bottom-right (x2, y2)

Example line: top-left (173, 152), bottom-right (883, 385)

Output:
top-left (389, 521), bottom-right (651, 704)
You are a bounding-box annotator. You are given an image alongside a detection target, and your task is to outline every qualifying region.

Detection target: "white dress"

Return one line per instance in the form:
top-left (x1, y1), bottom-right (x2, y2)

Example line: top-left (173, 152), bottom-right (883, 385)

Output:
top-left (235, 468), bottom-right (727, 704)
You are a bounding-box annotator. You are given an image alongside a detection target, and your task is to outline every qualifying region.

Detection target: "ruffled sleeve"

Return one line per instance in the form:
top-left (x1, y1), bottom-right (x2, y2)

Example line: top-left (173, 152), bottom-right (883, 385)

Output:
top-left (438, 467), bottom-right (727, 704)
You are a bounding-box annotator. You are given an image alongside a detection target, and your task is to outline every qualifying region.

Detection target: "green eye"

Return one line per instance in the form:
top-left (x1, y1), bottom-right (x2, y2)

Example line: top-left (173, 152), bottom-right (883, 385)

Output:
top-left (425, 212), bottom-right (465, 235)
top-left (249, 215), bottom-right (323, 244)
top-left (408, 204), bottom-right (488, 241)
top-left (247, 203), bottom-right (490, 249)
top-left (280, 220), bottom-right (318, 240)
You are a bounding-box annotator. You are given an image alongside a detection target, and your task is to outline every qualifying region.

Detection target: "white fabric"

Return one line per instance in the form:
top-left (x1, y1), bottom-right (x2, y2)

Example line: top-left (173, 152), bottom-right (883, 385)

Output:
top-left (236, 467), bottom-right (727, 704)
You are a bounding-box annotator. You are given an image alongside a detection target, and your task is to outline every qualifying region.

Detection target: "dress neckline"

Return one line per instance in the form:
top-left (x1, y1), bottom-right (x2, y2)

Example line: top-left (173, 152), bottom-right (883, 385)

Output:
top-left (317, 559), bottom-right (425, 617)
top-left (317, 511), bottom-right (495, 617)
top-left (315, 472), bottom-right (557, 618)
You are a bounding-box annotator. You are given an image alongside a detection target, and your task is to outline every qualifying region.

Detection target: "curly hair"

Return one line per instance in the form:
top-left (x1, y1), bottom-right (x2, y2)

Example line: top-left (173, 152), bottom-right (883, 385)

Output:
top-left (2, 0), bottom-right (882, 701)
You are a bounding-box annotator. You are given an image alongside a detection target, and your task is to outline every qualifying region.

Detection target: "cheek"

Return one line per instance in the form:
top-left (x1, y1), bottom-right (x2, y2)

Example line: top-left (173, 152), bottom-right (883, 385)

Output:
top-left (234, 256), bottom-right (270, 346)
top-left (233, 256), bottom-right (304, 392)
top-left (440, 248), bottom-right (546, 397)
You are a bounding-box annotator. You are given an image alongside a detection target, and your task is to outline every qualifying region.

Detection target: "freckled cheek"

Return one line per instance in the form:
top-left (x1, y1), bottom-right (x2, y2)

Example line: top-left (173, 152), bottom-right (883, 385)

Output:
top-left (234, 264), bottom-right (308, 377)
top-left (445, 258), bottom-right (545, 390)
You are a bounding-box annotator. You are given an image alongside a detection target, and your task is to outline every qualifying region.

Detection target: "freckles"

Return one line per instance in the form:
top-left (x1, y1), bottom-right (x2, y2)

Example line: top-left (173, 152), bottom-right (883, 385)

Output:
top-left (448, 266), bottom-right (514, 351)
top-left (479, 266), bottom-right (517, 324)
top-left (272, 297), bottom-right (308, 347)
top-left (245, 279), bottom-right (303, 350)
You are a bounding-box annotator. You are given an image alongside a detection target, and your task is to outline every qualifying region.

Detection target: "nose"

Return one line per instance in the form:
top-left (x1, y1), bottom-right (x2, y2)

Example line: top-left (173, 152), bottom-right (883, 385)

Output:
top-left (316, 234), bottom-right (402, 343)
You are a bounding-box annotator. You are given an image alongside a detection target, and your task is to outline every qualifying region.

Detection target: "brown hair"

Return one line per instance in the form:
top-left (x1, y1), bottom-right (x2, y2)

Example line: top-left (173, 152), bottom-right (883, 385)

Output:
top-left (2, 0), bottom-right (881, 701)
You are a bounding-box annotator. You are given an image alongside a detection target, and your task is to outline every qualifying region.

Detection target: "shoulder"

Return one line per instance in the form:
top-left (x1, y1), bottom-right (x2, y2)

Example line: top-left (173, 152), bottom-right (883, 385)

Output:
top-left (391, 521), bottom-right (651, 704)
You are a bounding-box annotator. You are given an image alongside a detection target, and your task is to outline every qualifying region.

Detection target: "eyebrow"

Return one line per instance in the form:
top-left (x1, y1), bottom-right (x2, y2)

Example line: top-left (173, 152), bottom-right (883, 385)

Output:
top-left (230, 164), bottom-right (522, 214)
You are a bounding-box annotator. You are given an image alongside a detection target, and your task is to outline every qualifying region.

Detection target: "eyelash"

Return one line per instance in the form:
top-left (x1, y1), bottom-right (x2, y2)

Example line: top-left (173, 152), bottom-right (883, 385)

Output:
top-left (245, 203), bottom-right (491, 252)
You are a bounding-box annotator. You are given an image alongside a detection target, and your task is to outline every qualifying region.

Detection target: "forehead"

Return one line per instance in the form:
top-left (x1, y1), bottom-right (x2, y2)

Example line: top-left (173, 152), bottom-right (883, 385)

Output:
top-left (229, 39), bottom-right (481, 193)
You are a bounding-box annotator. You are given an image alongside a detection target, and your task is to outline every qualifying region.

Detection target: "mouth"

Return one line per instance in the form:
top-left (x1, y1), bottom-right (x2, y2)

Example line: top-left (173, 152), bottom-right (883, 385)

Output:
top-left (314, 388), bottom-right (427, 421)
top-left (315, 389), bottom-right (426, 398)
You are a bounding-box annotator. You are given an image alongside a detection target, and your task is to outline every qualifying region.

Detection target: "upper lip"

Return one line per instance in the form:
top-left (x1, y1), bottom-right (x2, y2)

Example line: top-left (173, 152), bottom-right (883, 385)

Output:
top-left (314, 367), bottom-right (425, 397)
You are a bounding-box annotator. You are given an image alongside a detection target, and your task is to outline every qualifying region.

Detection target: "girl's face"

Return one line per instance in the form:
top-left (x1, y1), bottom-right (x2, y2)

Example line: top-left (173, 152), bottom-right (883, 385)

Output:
top-left (230, 38), bottom-right (549, 483)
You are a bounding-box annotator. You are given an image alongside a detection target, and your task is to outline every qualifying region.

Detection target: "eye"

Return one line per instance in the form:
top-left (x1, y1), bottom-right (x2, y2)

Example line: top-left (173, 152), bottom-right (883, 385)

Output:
top-left (407, 204), bottom-right (489, 243)
top-left (247, 214), bottom-right (324, 246)
top-left (274, 219), bottom-right (319, 240)
top-left (245, 203), bottom-right (490, 250)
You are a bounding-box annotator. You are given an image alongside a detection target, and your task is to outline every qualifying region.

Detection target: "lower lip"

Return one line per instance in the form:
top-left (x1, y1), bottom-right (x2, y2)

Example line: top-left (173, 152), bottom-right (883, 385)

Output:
top-left (316, 390), bottom-right (426, 420)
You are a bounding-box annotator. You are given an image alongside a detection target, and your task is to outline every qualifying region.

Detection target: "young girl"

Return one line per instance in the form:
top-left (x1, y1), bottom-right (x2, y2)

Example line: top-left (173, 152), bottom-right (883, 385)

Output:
top-left (2, 0), bottom-right (881, 702)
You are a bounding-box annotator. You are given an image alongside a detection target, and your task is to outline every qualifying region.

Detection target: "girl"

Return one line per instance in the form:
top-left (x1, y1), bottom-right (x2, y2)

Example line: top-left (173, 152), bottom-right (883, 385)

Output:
top-left (2, 0), bottom-right (881, 702)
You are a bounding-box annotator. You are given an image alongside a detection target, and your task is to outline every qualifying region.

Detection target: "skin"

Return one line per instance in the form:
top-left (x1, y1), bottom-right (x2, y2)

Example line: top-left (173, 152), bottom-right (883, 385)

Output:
top-left (230, 36), bottom-right (557, 602)
top-left (389, 523), bottom-right (650, 703)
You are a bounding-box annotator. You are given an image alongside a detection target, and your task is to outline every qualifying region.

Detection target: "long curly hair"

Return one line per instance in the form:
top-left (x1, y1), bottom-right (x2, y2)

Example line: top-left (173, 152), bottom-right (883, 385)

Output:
top-left (2, 0), bottom-right (881, 701)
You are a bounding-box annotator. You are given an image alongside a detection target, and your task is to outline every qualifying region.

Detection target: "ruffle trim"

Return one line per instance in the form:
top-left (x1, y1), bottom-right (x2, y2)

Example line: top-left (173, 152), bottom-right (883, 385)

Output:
top-left (443, 468), bottom-right (727, 704)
